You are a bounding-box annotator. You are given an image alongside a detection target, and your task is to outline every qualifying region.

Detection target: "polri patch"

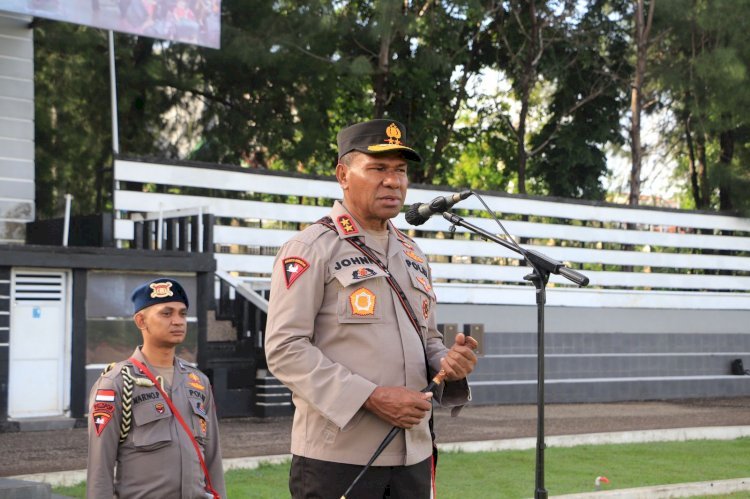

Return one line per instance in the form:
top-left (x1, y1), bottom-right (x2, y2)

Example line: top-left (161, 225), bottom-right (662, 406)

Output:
top-left (155, 402), bottom-right (165, 414)
top-left (199, 417), bottom-right (207, 436)
top-left (422, 298), bottom-right (430, 320)
top-left (337, 215), bottom-right (359, 235)
top-left (95, 389), bottom-right (116, 402)
top-left (92, 402), bottom-right (115, 436)
top-left (283, 257), bottom-right (310, 289)
top-left (350, 287), bottom-right (376, 316)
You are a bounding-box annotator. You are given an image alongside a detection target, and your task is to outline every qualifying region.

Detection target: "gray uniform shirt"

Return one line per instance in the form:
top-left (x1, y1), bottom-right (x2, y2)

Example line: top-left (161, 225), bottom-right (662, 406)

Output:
top-left (86, 347), bottom-right (226, 498)
top-left (265, 201), bottom-right (470, 467)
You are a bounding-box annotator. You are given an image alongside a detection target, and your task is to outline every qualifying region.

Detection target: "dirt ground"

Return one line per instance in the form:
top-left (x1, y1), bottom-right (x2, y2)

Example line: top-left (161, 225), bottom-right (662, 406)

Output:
top-left (2, 397), bottom-right (750, 477)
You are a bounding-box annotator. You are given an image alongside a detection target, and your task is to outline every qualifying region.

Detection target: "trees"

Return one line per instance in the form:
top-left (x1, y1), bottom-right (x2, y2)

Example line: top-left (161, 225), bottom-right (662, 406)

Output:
top-left (651, 0), bottom-right (750, 212)
top-left (31, 1), bottom-right (750, 218)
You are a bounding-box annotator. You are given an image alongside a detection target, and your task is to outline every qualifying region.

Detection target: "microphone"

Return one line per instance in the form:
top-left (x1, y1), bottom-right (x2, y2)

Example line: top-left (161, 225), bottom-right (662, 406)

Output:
top-left (405, 190), bottom-right (472, 226)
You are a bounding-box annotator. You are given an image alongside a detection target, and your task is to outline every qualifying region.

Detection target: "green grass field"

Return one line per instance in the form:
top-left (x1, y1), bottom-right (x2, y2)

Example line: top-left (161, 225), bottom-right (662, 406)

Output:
top-left (54, 438), bottom-right (750, 498)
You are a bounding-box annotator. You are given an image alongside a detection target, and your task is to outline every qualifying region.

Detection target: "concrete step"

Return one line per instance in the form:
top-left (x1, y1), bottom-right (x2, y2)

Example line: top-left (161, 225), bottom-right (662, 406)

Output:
top-left (13, 417), bottom-right (76, 432)
top-left (471, 352), bottom-right (750, 380)
top-left (468, 375), bottom-right (750, 405)
top-left (0, 477), bottom-right (52, 499)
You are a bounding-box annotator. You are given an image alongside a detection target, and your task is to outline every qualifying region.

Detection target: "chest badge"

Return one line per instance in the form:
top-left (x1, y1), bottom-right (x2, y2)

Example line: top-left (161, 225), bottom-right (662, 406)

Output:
top-left (283, 256), bottom-right (310, 289)
top-left (188, 372), bottom-right (205, 391)
top-left (352, 267), bottom-right (377, 280)
top-left (422, 298), bottom-right (430, 320)
top-left (404, 250), bottom-right (424, 263)
top-left (416, 276), bottom-right (432, 293)
top-left (350, 287), bottom-right (376, 316)
top-left (155, 402), bottom-right (165, 414)
top-left (196, 401), bottom-right (207, 416)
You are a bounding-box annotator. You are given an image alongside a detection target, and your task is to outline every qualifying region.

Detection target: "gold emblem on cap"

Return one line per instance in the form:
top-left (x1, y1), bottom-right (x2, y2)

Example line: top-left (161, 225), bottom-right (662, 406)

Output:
top-left (149, 282), bottom-right (174, 299)
top-left (385, 123), bottom-right (403, 145)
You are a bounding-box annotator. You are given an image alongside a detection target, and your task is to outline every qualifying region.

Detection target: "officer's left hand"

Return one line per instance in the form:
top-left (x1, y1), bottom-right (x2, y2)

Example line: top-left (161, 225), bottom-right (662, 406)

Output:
top-left (441, 333), bottom-right (478, 382)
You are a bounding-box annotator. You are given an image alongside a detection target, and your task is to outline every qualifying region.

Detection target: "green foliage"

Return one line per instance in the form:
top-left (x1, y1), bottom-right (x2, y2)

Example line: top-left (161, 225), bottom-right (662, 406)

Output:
top-left (652, 0), bottom-right (750, 212)
top-left (32, 1), bottom-right (750, 214)
top-left (34, 21), bottom-right (112, 218)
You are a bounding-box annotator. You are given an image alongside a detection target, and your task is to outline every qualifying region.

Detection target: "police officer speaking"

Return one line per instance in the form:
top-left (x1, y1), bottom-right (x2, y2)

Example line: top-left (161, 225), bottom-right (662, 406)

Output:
top-left (86, 278), bottom-right (226, 498)
top-left (265, 119), bottom-right (478, 498)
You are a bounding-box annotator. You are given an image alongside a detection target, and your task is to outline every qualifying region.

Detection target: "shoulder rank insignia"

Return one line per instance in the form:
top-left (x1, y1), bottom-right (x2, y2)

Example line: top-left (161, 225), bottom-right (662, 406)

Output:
top-left (337, 215), bottom-right (359, 235)
top-left (101, 362), bottom-right (116, 376)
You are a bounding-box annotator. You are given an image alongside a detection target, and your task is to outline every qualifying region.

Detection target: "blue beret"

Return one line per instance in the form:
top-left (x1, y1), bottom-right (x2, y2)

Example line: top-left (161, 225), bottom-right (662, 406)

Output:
top-left (131, 278), bottom-right (189, 313)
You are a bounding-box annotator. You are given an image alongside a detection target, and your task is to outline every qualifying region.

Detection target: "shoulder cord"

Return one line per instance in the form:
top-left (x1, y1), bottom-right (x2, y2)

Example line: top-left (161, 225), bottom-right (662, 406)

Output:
top-left (118, 366), bottom-right (164, 443)
top-left (129, 357), bottom-right (221, 499)
top-left (119, 366), bottom-right (134, 443)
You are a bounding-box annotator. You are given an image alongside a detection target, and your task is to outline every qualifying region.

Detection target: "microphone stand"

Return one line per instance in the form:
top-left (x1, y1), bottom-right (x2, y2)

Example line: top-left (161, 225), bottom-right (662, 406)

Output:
top-left (441, 212), bottom-right (589, 499)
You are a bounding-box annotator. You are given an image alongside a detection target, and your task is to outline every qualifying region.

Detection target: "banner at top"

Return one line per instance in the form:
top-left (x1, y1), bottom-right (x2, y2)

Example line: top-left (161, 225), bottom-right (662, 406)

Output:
top-left (1, 0), bottom-right (221, 49)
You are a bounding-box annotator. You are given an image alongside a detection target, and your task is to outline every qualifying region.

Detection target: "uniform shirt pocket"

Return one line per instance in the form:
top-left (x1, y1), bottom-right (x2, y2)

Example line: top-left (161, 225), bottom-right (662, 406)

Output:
top-left (132, 399), bottom-right (173, 451)
top-left (332, 266), bottom-right (388, 323)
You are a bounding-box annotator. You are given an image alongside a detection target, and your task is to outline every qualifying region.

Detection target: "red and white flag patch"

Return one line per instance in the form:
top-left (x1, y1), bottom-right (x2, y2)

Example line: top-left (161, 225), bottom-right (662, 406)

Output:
top-left (95, 389), bottom-right (116, 402)
top-left (92, 402), bottom-right (115, 436)
top-left (283, 257), bottom-right (310, 288)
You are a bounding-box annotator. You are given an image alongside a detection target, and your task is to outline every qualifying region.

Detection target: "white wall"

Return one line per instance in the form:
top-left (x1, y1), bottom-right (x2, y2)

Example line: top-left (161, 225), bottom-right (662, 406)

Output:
top-left (0, 12), bottom-right (34, 244)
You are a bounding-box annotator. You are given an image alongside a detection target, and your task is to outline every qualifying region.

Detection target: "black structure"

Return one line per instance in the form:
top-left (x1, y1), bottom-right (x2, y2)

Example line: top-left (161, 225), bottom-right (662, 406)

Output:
top-left (0, 243), bottom-right (215, 431)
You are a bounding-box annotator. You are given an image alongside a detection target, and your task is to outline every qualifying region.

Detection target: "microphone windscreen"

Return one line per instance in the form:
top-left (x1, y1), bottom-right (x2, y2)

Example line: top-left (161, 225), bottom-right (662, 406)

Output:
top-left (405, 203), bottom-right (429, 226)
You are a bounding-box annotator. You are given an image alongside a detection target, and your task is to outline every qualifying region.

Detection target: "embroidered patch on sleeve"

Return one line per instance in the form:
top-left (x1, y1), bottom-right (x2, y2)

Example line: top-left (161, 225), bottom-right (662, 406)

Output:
top-left (422, 298), bottom-right (430, 320)
top-left (95, 389), bottom-right (116, 402)
top-left (336, 215), bottom-right (359, 235)
top-left (283, 257), bottom-right (310, 288)
top-left (92, 402), bottom-right (115, 436)
top-left (350, 287), bottom-right (376, 316)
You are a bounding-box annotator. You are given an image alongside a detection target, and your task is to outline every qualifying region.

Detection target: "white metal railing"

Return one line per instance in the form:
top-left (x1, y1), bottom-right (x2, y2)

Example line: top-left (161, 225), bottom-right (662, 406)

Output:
top-left (113, 159), bottom-right (750, 310)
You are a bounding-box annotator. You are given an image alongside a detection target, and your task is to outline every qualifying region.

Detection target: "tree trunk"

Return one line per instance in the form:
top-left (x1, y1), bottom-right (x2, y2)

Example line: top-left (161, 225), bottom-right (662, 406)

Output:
top-left (515, 0), bottom-right (538, 195)
top-left (682, 112), bottom-right (702, 208)
top-left (695, 132), bottom-right (710, 209)
top-left (372, 32), bottom-right (391, 119)
top-left (629, 0), bottom-right (655, 206)
top-left (718, 130), bottom-right (734, 211)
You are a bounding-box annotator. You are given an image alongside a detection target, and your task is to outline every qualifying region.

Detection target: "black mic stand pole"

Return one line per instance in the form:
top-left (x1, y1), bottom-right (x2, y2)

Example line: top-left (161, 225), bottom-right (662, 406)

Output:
top-left (441, 212), bottom-right (588, 499)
